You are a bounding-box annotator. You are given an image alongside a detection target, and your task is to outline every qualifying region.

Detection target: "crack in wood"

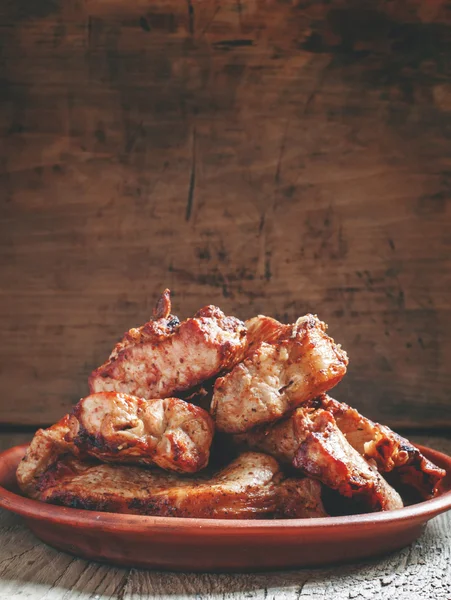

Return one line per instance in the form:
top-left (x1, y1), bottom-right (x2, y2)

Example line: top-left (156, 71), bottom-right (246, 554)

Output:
top-left (213, 39), bottom-right (253, 48)
top-left (44, 556), bottom-right (77, 595)
top-left (186, 0), bottom-right (194, 35)
top-left (113, 569), bottom-right (132, 600)
top-left (274, 119), bottom-right (290, 185)
top-left (87, 16), bottom-right (93, 50)
top-left (0, 545), bottom-right (38, 571)
top-left (303, 64), bottom-right (332, 115)
top-left (296, 577), bottom-right (309, 599)
top-left (185, 128), bottom-right (196, 222)
top-left (87, 565), bottom-right (111, 598)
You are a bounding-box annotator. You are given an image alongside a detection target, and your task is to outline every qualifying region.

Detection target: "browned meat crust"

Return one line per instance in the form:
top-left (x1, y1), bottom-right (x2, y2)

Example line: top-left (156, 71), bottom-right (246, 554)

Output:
top-left (211, 315), bottom-right (348, 433)
top-left (23, 451), bottom-right (328, 520)
top-left (16, 416), bottom-right (76, 498)
top-left (318, 395), bottom-right (445, 499)
top-left (89, 291), bottom-right (247, 400)
top-left (245, 315), bottom-right (293, 350)
top-left (16, 297), bottom-right (446, 520)
top-left (17, 393), bottom-right (215, 495)
top-left (68, 392), bottom-right (214, 473)
top-left (276, 477), bottom-right (328, 518)
top-left (293, 411), bottom-right (403, 511)
top-left (153, 288), bottom-right (172, 320)
top-left (236, 404), bottom-right (403, 512)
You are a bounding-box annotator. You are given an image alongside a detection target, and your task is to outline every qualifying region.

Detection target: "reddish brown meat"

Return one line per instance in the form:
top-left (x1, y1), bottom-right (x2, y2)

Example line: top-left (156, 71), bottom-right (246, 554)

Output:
top-left (21, 450), bottom-right (328, 520)
top-left (319, 395), bottom-right (446, 499)
top-left (236, 404), bottom-right (403, 512)
top-left (68, 392), bottom-right (214, 473)
top-left (89, 290), bottom-right (247, 400)
top-left (293, 411), bottom-right (403, 511)
top-left (17, 392), bottom-right (215, 497)
top-left (16, 416), bottom-right (76, 498)
top-left (211, 315), bottom-right (348, 433)
top-left (276, 477), bottom-right (328, 518)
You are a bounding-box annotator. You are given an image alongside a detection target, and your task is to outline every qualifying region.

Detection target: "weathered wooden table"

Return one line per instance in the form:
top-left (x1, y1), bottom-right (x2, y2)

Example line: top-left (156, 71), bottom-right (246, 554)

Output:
top-left (0, 433), bottom-right (449, 599)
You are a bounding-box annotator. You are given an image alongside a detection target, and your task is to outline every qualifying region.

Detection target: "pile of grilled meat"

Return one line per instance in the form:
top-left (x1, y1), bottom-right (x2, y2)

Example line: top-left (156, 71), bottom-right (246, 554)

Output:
top-left (17, 290), bottom-right (445, 519)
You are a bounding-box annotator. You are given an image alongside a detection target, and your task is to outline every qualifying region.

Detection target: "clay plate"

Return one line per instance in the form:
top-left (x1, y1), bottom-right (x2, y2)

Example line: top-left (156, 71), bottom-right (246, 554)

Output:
top-left (0, 444), bottom-right (449, 572)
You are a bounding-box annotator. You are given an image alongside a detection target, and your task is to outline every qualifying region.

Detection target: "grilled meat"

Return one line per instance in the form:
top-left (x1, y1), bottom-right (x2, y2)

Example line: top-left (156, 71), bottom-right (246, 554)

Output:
top-left (16, 416), bottom-right (76, 498)
top-left (17, 296), bottom-right (446, 520)
top-left (68, 392), bottom-right (214, 473)
top-left (211, 315), bottom-right (348, 433)
top-left (89, 290), bottom-right (247, 400)
top-left (245, 315), bottom-right (292, 350)
top-left (276, 477), bottom-right (328, 518)
top-left (18, 393), bottom-right (214, 483)
top-left (236, 404), bottom-right (403, 511)
top-left (293, 410), bottom-right (403, 511)
top-left (319, 395), bottom-right (445, 499)
top-left (24, 450), bottom-right (328, 519)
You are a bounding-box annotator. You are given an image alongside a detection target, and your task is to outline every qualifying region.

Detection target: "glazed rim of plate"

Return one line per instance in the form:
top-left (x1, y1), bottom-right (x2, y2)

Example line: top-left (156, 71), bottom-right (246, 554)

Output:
top-left (0, 444), bottom-right (449, 531)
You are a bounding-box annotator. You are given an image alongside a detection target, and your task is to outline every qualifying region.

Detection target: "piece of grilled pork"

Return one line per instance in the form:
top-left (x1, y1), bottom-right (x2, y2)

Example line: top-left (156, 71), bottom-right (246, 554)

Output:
top-left (19, 449), bottom-right (328, 520)
top-left (17, 392), bottom-right (214, 495)
top-left (90, 289), bottom-right (247, 400)
top-left (235, 404), bottom-right (403, 512)
top-left (211, 315), bottom-right (348, 433)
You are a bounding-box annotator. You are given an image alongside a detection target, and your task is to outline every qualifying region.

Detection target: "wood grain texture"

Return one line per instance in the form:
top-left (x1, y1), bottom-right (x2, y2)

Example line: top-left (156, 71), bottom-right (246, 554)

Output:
top-left (1, 0), bottom-right (451, 426)
top-left (0, 433), bottom-right (449, 599)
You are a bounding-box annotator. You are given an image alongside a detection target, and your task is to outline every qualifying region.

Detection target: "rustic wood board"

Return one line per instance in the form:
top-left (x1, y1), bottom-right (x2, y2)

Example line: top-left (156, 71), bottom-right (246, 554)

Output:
top-left (0, 432), bottom-right (449, 599)
top-left (1, 0), bottom-right (451, 426)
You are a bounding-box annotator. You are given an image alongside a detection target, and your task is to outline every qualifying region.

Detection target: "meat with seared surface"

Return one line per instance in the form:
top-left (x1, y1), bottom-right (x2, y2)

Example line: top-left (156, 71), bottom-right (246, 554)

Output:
top-left (17, 297), bottom-right (446, 520)
top-left (211, 315), bottom-right (348, 433)
top-left (18, 392), bottom-right (214, 493)
top-left (67, 392), bottom-right (214, 473)
top-left (16, 416), bottom-right (76, 499)
top-left (89, 290), bottom-right (247, 400)
top-left (235, 403), bottom-right (403, 512)
top-left (276, 477), bottom-right (328, 518)
top-left (318, 395), bottom-right (445, 499)
top-left (22, 450), bottom-right (328, 519)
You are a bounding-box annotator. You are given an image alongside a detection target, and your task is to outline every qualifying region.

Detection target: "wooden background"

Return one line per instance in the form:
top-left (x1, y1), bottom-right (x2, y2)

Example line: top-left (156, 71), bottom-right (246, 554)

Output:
top-left (1, 0), bottom-right (450, 428)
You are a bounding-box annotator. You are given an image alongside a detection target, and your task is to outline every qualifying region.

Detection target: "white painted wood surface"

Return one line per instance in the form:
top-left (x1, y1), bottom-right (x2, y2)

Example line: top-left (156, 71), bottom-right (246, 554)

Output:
top-left (0, 433), bottom-right (449, 599)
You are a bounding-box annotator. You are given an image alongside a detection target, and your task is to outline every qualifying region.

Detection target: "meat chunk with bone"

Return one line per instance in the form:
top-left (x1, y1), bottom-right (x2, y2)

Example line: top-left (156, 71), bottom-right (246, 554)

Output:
top-left (89, 290), bottom-right (247, 400)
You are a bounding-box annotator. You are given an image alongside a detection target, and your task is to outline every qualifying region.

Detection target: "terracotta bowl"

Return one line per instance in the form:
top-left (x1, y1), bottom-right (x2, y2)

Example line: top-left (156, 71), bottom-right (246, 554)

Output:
top-left (0, 443), bottom-right (450, 572)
